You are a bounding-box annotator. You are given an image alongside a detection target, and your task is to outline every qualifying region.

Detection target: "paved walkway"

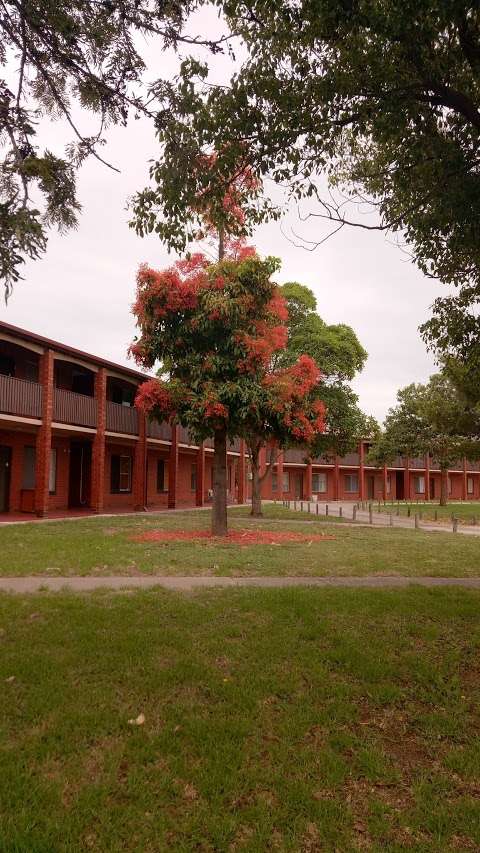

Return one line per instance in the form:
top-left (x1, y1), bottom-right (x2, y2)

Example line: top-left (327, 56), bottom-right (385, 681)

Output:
top-left (287, 500), bottom-right (480, 537)
top-left (1, 575), bottom-right (480, 593)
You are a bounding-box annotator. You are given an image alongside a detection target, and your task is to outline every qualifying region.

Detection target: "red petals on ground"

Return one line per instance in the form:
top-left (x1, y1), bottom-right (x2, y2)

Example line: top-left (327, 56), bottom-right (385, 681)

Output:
top-left (131, 529), bottom-right (335, 545)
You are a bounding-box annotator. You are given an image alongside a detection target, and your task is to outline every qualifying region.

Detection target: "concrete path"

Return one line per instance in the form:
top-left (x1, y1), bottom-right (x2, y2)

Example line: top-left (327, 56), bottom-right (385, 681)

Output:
top-left (1, 575), bottom-right (480, 593)
top-left (287, 500), bottom-right (480, 537)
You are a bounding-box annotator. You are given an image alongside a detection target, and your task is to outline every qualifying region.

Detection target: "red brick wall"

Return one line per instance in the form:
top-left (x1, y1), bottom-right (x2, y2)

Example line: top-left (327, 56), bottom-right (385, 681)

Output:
top-left (103, 442), bottom-right (136, 510)
top-left (146, 447), bottom-right (169, 509)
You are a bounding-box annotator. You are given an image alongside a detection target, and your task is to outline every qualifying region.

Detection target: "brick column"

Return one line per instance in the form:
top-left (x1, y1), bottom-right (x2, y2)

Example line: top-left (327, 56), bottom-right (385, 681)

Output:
top-left (304, 460), bottom-right (313, 500)
top-left (334, 455), bottom-right (340, 500)
top-left (168, 425), bottom-right (179, 509)
top-left (277, 449), bottom-right (284, 501)
top-left (425, 454), bottom-right (431, 501)
top-left (462, 457), bottom-right (468, 501)
top-left (196, 442), bottom-right (205, 506)
top-left (237, 440), bottom-right (247, 504)
top-left (34, 349), bottom-right (54, 517)
top-left (382, 464), bottom-right (388, 501)
top-left (404, 456), bottom-right (410, 501)
top-left (359, 442), bottom-right (365, 501)
top-left (133, 411), bottom-right (147, 511)
top-left (91, 368), bottom-right (107, 513)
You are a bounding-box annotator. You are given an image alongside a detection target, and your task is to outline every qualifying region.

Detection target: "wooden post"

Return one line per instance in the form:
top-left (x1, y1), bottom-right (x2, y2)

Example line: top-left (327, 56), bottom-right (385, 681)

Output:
top-left (168, 425), bottom-right (179, 509)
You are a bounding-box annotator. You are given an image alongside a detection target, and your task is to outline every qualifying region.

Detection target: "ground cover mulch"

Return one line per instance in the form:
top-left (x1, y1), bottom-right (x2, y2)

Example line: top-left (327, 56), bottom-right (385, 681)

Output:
top-left (131, 529), bottom-right (336, 546)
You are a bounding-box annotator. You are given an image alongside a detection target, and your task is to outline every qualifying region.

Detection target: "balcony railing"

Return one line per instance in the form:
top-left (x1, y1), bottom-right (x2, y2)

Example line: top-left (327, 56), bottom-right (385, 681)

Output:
top-left (146, 418), bottom-right (171, 441)
top-left (466, 460), bottom-right (480, 472)
top-left (178, 425), bottom-right (199, 446)
top-left (0, 374), bottom-right (43, 419)
top-left (410, 456), bottom-right (425, 469)
top-left (283, 448), bottom-right (308, 464)
top-left (339, 451), bottom-right (360, 466)
top-left (54, 388), bottom-right (97, 428)
top-left (106, 400), bottom-right (138, 435)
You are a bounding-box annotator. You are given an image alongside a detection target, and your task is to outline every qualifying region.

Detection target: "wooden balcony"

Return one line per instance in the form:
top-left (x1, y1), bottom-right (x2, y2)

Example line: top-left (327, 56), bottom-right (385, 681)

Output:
top-left (283, 448), bottom-right (308, 464)
top-left (106, 401), bottom-right (138, 435)
top-left (146, 418), bottom-right (171, 441)
top-left (54, 388), bottom-right (97, 428)
top-left (339, 451), bottom-right (360, 466)
top-left (0, 374), bottom-right (43, 419)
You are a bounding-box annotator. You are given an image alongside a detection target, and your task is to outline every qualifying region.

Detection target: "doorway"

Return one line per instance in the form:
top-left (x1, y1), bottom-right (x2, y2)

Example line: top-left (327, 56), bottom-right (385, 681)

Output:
top-left (0, 446), bottom-right (11, 512)
top-left (429, 477), bottom-right (435, 500)
top-left (294, 472), bottom-right (303, 500)
top-left (395, 471), bottom-right (405, 501)
top-left (68, 441), bottom-right (92, 507)
top-left (367, 475), bottom-right (375, 500)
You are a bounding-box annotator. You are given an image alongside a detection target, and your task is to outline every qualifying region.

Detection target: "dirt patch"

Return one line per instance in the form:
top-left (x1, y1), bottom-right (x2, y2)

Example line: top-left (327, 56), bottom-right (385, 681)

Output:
top-left (131, 529), bottom-right (335, 546)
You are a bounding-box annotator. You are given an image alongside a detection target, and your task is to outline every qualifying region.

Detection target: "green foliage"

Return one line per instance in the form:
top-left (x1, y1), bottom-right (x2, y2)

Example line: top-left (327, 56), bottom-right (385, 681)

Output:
top-left (278, 281), bottom-right (371, 455)
top-left (369, 374), bottom-right (480, 472)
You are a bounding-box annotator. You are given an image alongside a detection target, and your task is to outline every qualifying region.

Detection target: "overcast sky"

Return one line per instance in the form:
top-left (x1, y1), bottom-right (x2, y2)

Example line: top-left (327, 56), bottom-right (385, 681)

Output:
top-left (1, 9), bottom-right (447, 423)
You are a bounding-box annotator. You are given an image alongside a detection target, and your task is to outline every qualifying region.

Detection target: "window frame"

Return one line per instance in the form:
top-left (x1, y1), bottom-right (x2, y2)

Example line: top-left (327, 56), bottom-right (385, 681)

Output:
top-left (312, 472), bottom-right (327, 493)
top-left (344, 474), bottom-right (359, 493)
top-left (110, 454), bottom-right (132, 494)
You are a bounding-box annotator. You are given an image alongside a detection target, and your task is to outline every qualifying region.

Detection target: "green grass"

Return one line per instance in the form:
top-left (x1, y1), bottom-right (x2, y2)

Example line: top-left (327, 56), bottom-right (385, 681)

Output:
top-left (0, 587), bottom-right (479, 851)
top-left (0, 505), bottom-right (479, 578)
top-left (374, 501), bottom-right (480, 526)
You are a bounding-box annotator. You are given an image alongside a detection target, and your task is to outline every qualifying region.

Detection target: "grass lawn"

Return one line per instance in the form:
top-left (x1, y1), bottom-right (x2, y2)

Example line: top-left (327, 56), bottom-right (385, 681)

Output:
top-left (0, 505), bottom-right (479, 578)
top-left (0, 587), bottom-right (479, 851)
top-left (373, 502), bottom-right (480, 526)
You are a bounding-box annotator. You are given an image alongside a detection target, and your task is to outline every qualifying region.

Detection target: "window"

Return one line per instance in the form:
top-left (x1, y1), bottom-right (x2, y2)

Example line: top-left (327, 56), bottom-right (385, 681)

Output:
top-left (386, 474), bottom-right (391, 494)
top-left (49, 449), bottom-right (57, 494)
top-left (282, 471), bottom-right (290, 492)
top-left (271, 472), bottom-right (278, 492)
top-left (191, 463), bottom-right (197, 491)
top-left (110, 454), bottom-right (132, 493)
top-left (22, 445), bottom-right (36, 489)
top-left (312, 472), bottom-right (327, 493)
top-left (467, 476), bottom-right (474, 495)
top-left (448, 476), bottom-right (452, 495)
top-left (414, 475), bottom-right (425, 494)
top-left (345, 474), bottom-right (358, 493)
top-left (157, 459), bottom-right (168, 492)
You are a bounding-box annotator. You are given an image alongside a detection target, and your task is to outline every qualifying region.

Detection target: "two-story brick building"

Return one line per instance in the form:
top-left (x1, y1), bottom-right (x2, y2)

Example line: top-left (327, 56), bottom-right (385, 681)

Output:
top-left (0, 322), bottom-right (478, 519)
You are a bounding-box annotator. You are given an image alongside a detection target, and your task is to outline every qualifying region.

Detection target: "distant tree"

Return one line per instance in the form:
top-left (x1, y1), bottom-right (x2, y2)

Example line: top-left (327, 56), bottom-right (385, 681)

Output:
top-left (369, 374), bottom-right (480, 506)
top-left (279, 281), bottom-right (371, 459)
top-left (131, 251), bottom-right (325, 533)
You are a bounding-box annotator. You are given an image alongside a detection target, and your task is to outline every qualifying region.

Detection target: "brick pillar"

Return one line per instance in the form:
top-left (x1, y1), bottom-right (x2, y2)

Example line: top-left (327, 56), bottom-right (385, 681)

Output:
top-left (277, 449), bottom-right (284, 501)
top-left (133, 411), bottom-right (147, 511)
top-left (91, 367), bottom-right (107, 513)
top-left (334, 455), bottom-right (340, 500)
top-left (359, 442), bottom-right (365, 501)
top-left (305, 461), bottom-right (313, 500)
top-left (404, 456), bottom-right (410, 501)
top-left (168, 425), bottom-right (179, 509)
top-left (382, 464), bottom-right (388, 501)
top-left (425, 454), bottom-right (431, 501)
top-left (462, 457), bottom-right (468, 501)
top-left (196, 442), bottom-right (205, 506)
top-left (34, 349), bottom-right (54, 517)
top-left (238, 440), bottom-right (247, 504)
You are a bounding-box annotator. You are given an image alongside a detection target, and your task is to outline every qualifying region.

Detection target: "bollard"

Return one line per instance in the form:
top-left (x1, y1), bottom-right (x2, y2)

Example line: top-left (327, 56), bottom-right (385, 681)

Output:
top-left (353, 505), bottom-right (357, 521)
top-left (308, 502), bottom-right (311, 513)
top-left (294, 500), bottom-right (297, 511)
top-left (326, 504), bottom-right (329, 517)
top-left (389, 513), bottom-right (393, 527)
top-left (434, 510), bottom-right (438, 521)
top-left (301, 501), bottom-right (304, 512)
top-left (369, 505), bottom-right (373, 524)
top-left (472, 516), bottom-right (477, 526)
top-left (407, 507), bottom-right (411, 517)
top-left (396, 505), bottom-right (400, 516)
top-left (339, 506), bottom-right (343, 518)
top-left (453, 517), bottom-right (458, 533)
top-left (316, 503), bottom-right (319, 516)
top-left (414, 513), bottom-right (419, 529)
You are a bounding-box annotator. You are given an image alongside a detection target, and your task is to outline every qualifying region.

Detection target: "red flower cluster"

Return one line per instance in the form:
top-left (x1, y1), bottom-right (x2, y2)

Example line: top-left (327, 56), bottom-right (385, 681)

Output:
top-left (135, 379), bottom-right (174, 418)
top-left (238, 320), bottom-right (288, 373)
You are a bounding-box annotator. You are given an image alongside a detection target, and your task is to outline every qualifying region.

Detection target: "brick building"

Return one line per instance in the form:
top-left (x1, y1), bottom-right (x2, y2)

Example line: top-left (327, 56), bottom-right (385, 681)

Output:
top-left (0, 322), bottom-right (478, 518)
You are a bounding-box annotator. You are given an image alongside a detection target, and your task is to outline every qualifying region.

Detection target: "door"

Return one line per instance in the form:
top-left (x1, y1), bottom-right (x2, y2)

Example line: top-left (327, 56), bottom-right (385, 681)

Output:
top-left (429, 477), bottom-right (435, 500)
top-left (295, 472), bottom-right (303, 500)
top-left (396, 471), bottom-right (404, 501)
top-left (68, 441), bottom-right (92, 507)
top-left (0, 446), bottom-right (11, 512)
top-left (367, 475), bottom-right (375, 500)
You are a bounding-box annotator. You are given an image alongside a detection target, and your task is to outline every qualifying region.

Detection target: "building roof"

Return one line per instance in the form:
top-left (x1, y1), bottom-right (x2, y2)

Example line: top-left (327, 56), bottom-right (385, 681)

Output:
top-left (0, 320), bottom-right (148, 382)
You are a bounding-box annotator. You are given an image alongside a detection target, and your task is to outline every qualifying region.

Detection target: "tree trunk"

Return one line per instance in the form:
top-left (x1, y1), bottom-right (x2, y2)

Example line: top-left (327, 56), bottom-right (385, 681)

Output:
top-left (440, 468), bottom-right (448, 507)
top-left (212, 428), bottom-right (228, 536)
top-left (251, 461), bottom-right (263, 518)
